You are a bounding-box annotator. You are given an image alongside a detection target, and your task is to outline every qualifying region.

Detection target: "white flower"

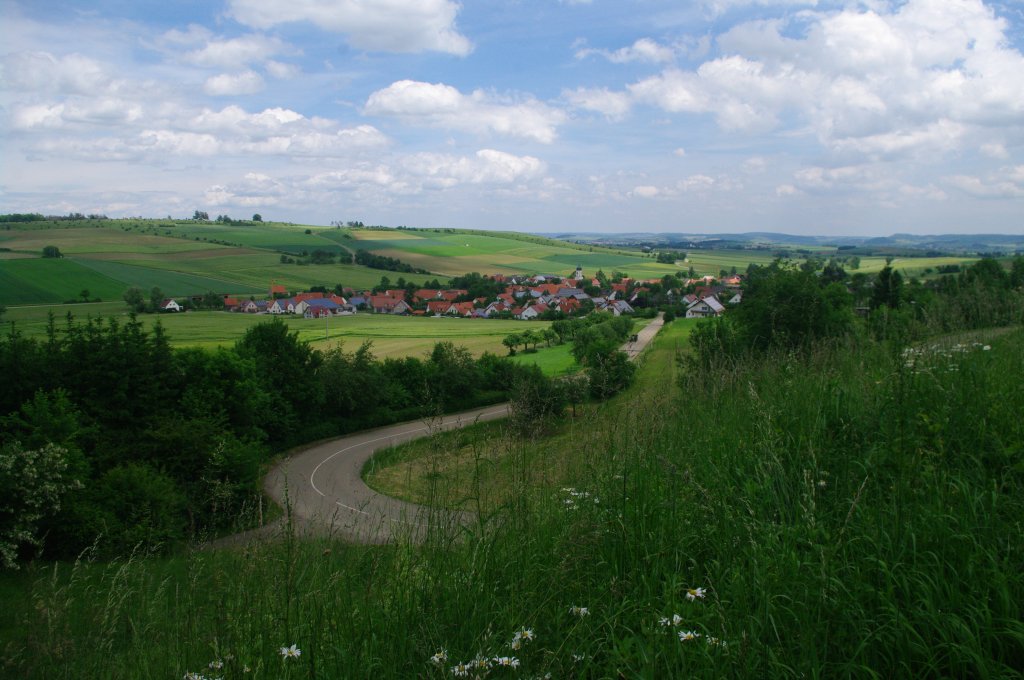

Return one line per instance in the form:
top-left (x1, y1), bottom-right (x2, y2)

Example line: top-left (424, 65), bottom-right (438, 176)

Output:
top-left (678, 630), bottom-right (701, 642)
top-left (183, 673), bottom-right (208, 680)
top-left (279, 644), bottom-right (301, 659)
top-left (472, 656), bottom-right (491, 670)
top-left (572, 652), bottom-right (586, 662)
top-left (451, 662), bottom-right (471, 677)
top-left (569, 605), bottom-right (590, 617)
top-left (208, 660), bottom-right (223, 670)
top-left (672, 613), bottom-right (683, 626)
top-left (493, 656), bottom-right (520, 668)
top-left (706, 636), bottom-right (728, 648)
top-left (983, 345), bottom-right (991, 351)
top-left (430, 650), bottom-right (448, 666)
top-left (686, 587), bottom-right (706, 601)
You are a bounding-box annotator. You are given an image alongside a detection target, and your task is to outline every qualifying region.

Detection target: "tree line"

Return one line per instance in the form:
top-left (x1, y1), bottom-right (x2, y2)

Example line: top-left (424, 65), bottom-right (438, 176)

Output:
top-left (688, 256), bottom-right (1024, 366)
top-left (354, 249), bottom-right (430, 274)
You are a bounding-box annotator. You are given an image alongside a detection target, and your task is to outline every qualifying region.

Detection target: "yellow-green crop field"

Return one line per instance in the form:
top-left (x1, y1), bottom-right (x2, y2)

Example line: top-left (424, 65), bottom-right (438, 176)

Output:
top-left (3, 303), bottom-right (549, 359)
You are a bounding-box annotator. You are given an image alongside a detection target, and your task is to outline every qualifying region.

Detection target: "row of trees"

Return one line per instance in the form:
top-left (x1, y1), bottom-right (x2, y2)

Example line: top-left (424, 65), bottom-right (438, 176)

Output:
top-left (688, 257), bottom-right (1024, 366)
top-left (354, 249), bottom-right (430, 274)
top-left (191, 211), bottom-right (262, 223)
top-left (0, 317), bottom-right (555, 565)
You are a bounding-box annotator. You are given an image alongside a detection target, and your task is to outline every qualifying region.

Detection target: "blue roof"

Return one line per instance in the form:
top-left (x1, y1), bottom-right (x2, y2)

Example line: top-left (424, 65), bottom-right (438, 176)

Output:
top-left (305, 298), bottom-right (340, 309)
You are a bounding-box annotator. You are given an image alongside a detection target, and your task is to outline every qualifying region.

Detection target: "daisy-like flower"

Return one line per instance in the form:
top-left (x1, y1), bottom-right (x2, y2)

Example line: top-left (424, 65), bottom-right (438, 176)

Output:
top-left (658, 616), bottom-right (671, 627)
top-left (672, 613), bottom-right (684, 626)
top-left (471, 656), bottom-right (491, 671)
top-left (686, 587), bottom-right (706, 601)
top-left (209, 660), bottom-right (224, 670)
top-left (569, 605), bottom-right (590, 617)
top-left (678, 630), bottom-right (701, 642)
top-left (183, 673), bottom-right (208, 680)
top-left (706, 636), bottom-right (728, 648)
top-left (429, 650), bottom-right (448, 666)
top-left (572, 653), bottom-right (586, 662)
top-left (279, 644), bottom-right (301, 659)
top-left (451, 662), bottom-right (471, 677)
top-left (493, 656), bottom-right (520, 668)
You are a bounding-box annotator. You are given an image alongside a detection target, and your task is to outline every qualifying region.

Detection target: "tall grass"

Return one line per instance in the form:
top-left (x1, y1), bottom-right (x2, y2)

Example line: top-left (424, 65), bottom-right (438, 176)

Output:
top-left (2, 328), bottom-right (1021, 678)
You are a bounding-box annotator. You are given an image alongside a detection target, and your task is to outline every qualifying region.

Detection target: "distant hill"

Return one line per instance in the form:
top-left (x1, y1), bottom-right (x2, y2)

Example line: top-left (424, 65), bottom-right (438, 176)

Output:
top-left (548, 231), bottom-right (1024, 254)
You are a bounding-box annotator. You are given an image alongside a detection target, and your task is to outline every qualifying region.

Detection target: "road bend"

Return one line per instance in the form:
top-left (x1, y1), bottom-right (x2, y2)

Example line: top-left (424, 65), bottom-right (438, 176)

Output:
top-left (217, 313), bottom-right (664, 546)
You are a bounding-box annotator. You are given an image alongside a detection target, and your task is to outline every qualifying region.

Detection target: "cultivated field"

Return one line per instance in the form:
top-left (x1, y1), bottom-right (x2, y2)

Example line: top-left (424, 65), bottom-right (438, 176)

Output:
top-left (349, 228), bottom-right (686, 279)
top-left (3, 304), bottom-right (551, 358)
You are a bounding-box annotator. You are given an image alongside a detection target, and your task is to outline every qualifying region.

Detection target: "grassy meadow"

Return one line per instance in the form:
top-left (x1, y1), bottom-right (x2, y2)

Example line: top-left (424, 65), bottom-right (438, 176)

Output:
top-left (1, 316), bottom-right (1022, 677)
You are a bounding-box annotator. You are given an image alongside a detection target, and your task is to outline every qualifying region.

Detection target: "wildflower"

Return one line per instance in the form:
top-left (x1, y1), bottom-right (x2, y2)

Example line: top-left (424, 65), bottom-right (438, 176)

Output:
top-left (471, 656), bottom-right (491, 671)
top-left (983, 345), bottom-right (991, 351)
top-left (572, 653), bottom-right (586, 662)
top-left (672, 613), bottom-right (684, 626)
top-left (209, 660), bottom-right (224, 670)
top-left (493, 656), bottom-right (520, 668)
top-left (451, 662), bottom-right (471, 677)
top-left (706, 636), bottom-right (728, 648)
top-left (430, 650), bottom-right (448, 666)
top-left (686, 587), bottom-right (706, 601)
top-left (678, 630), bottom-right (701, 642)
top-left (658, 616), bottom-right (670, 627)
top-left (279, 644), bottom-right (301, 659)
top-left (183, 673), bottom-right (208, 680)
top-left (569, 605), bottom-right (590, 617)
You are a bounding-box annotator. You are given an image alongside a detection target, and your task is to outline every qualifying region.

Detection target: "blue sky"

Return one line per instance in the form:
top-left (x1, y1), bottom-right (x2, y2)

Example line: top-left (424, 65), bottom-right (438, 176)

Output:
top-left (1, 0), bottom-right (1022, 235)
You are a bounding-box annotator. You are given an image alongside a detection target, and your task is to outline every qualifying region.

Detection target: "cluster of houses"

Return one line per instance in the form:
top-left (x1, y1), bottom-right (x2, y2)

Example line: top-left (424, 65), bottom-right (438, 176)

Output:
top-left (158, 266), bottom-right (743, 320)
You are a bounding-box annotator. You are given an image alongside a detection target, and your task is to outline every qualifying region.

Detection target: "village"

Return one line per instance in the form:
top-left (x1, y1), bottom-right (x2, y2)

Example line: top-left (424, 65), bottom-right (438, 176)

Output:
top-left (156, 266), bottom-right (744, 320)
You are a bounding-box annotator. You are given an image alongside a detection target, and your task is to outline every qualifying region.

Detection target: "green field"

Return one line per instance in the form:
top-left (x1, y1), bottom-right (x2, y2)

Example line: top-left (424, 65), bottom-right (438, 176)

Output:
top-left (508, 343), bottom-right (577, 375)
top-left (350, 228), bottom-right (685, 279)
top-left (3, 306), bottom-right (552, 358)
top-left (0, 258), bottom-right (129, 304)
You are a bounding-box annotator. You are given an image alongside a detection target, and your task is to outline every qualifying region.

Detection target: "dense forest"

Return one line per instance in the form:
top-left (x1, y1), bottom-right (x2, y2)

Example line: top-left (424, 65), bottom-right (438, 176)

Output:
top-left (0, 317), bottom-right (554, 564)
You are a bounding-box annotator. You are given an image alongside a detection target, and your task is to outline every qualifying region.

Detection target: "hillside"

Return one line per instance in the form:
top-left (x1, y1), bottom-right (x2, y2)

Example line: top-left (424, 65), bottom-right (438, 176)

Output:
top-left (0, 219), bottom-right (691, 307)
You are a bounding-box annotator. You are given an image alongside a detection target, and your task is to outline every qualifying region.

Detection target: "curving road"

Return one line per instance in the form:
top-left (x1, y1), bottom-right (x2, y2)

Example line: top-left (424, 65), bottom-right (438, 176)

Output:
top-left (226, 313), bottom-right (664, 546)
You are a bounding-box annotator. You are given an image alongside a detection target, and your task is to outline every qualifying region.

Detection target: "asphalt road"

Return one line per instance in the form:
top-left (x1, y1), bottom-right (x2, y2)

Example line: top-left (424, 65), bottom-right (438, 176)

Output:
top-left (219, 313), bottom-right (664, 546)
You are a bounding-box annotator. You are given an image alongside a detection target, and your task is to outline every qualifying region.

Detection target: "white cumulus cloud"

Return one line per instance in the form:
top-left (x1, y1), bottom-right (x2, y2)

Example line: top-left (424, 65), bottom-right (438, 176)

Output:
top-left (203, 71), bottom-right (265, 96)
top-left (182, 34), bottom-right (290, 70)
top-left (563, 87), bottom-right (632, 120)
top-left (365, 80), bottom-right (565, 143)
top-left (576, 38), bottom-right (677, 64)
top-left (227, 0), bottom-right (472, 55)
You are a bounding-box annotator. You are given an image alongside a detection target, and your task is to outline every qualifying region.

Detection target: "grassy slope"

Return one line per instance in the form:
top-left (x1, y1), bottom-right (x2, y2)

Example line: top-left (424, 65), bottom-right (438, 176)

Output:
top-left (363, 318), bottom-right (697, 508)
top-left (0, 258), bottom-right (128, 305)
top-left (1, 322), bottom-right (1021, 678)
